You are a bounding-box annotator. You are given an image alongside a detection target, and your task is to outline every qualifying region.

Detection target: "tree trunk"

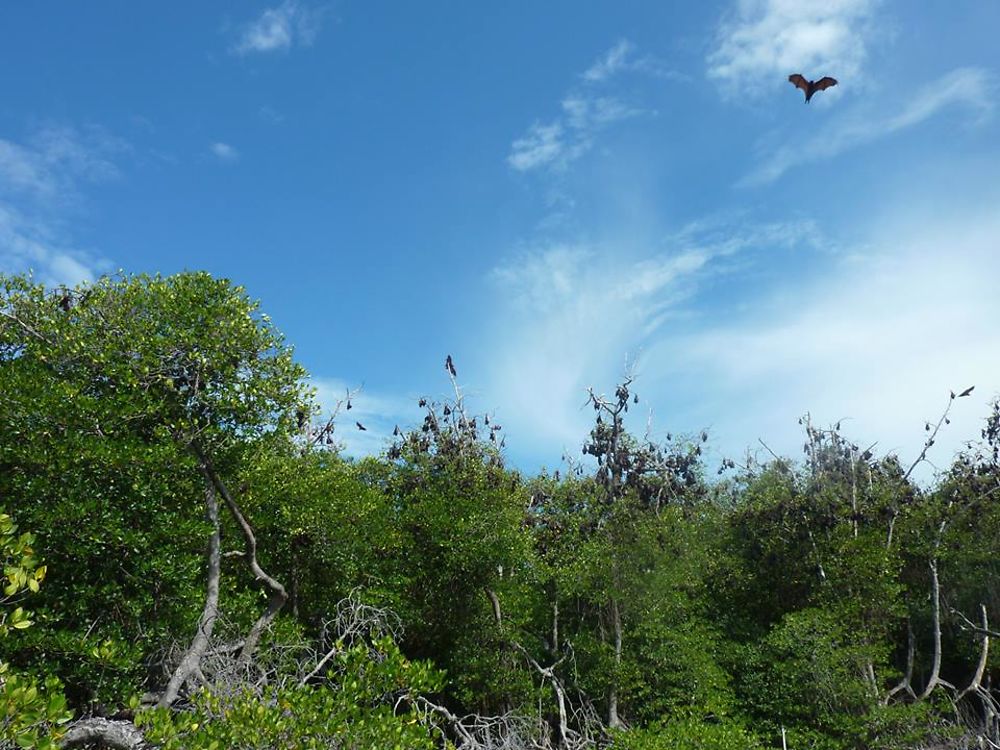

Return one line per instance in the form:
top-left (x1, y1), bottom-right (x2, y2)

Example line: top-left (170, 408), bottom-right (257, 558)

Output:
top-left (919, 558), bottom-right (955, 698)
top-left (608, 597), bottom-right (623, 729)
top-left (198, 449), bottom-right (287, 668)
top-left (158, 469), bottom-right (221, 707)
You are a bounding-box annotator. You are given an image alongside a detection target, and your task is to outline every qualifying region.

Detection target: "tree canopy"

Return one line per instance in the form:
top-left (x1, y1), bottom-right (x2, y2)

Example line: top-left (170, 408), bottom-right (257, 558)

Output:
top-left (2, 270), bottom-right (998, 749)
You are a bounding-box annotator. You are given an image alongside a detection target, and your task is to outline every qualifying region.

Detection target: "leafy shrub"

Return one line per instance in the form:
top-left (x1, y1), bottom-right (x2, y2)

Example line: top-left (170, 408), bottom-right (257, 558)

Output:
top-left (136, 637), bottom-right (444, 750)
top-left (0, 511), bottom-right (72, 750)
top-left (612, 717), bottom-right (763, 750)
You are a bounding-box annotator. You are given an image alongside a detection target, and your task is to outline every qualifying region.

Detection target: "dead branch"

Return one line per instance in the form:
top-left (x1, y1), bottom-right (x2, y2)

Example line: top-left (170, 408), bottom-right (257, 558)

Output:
top-left (486, 587), bottom-right (503, 630)
top-left (59, 718), bottom-right (152, 749)
top-left (904, 390), bottom-right (967, 482)
top-left (299, 590), bottom-right (402, 687)
top-left (417, 697), bottom-right (539, 750)
top-left (303, 385), bottom-right (359, 452)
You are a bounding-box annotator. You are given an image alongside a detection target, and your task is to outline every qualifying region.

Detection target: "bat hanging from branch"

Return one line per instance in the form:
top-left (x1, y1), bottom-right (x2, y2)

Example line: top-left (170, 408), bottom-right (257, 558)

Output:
top-left (788, 73), bottom-right (838, 102)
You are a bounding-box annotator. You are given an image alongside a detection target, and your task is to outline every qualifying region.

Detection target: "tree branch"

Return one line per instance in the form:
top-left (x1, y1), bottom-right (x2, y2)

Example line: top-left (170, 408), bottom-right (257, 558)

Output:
top-left (60, 718), bottom-right (151, 749)
top-left (957, 604), bottom-right (991, 702)
top-left (196, 445), bottom-right (287, 668)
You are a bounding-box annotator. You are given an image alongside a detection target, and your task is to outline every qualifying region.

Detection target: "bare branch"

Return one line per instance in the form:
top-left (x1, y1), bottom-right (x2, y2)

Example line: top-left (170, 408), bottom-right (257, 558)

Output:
top-left (299, 590), bottom-right (402, 687)
top-left (60, 718), bottom-right (151, 750)
top-left (904, 391), bottom-right (963, 481)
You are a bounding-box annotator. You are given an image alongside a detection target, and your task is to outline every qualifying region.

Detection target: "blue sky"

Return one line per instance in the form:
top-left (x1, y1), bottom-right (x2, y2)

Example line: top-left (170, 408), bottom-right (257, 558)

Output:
top-left (2, 1), bottom-right (999, 479)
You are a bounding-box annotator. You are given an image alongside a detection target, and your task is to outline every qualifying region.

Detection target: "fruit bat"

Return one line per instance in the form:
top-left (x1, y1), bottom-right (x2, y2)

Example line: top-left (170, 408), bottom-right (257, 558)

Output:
top-left (788, 74), bottom-right (837, 102)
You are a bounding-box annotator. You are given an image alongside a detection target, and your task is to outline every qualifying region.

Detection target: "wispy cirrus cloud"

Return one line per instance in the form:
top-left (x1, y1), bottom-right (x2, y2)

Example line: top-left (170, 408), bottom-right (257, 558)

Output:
top-left (707, 0), bottom-right (881, 98)
top-left (478, 194), bottom-right (1000, 480)
top-left (232, 1), bottom-right (323, 56)
top-left (508, 123), bottom-right (568, 173)
top-left (210, 142), bottom-right (240, 163)
top-left (0, 205), bottom-right (104, 287)
top-left (0, 126), bottom-right (120, 286)
top-left (582, 39), bottom-right (635, 82)
top-left (507, 40), bottom-right (661, 174)
top-left (643, 202), bottom-right (1000, 481)
top-left (742, 67), bottom-right (994, 185)
top-left (0, 126), bottom-right (121, 200)
top-left (483, 219), bottom-right (823, 457)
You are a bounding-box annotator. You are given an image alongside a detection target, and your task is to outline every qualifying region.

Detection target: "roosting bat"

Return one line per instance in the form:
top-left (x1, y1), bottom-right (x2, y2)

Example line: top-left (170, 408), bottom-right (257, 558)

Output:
top-left (788, 73), bottom-right (837, 102)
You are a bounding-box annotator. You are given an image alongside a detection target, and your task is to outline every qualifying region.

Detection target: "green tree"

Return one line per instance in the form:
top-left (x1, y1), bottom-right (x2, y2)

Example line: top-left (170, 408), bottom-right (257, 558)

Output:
top-left (0, 510), bottom-right (72, 750)
top-left (0, 272), bottom-right (308, 713)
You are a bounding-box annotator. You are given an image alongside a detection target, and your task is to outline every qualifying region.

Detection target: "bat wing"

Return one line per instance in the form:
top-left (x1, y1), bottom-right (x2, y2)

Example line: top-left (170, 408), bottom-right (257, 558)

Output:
top-left (788, 73), bottom-right (810, 92)
top-left (814, 76), bottom-right (838, 91)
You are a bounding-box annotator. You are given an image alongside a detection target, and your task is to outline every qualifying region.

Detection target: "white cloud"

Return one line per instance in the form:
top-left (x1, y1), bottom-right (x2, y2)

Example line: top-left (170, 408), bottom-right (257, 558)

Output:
top-left (232, 1), bottom-right (323, 55)
top-left (482, 219), bottom-right (821, 458)
top-left (210, 142), bottom-right (240, 163)
top-left (507, 40), bottom-right (651, 173)
top-left (644, 206), bottom-right (1000, 482)
top-left (708, 0), bottom-right (879, 97)
top-left (507, 97), bottom-right (642, 173)
top-left (582, 39), bottom-right (635, 82)
top-left (0, 126), bottom-right (121, 199)
top-left (477, 197), bottom-right (1000, 481)
top-left (0, 204), bottom-right (104, 287)
top-left (0, 126), bottom-right (119, 286)
top-left (561, 95), bottom-right (642, 130)
top-left (0, 140), bottom-right (53, 195)
top-left (508, 123), bottom-right (567, 172)
top-left (743, 67), bottom-right (994, 185)
top-left (258, 105), bottom-right (285, 124)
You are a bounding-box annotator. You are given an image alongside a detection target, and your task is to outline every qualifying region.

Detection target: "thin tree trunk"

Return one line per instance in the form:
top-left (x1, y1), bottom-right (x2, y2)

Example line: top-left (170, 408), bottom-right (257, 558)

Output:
top-left (884, 619), bottom-right (916, 704)
top-left (608, 597), bottom-right (623, 729)
top-left (919, 558), bottom-right (955, 698)
top-left (195, 446), bottom-right (287, 668)
top-left (552, 598), bottom-right (559, 657)
top-left (511, 642), bottom-right (570, 748)
top-left (957, 604), bottom-right (990, 702)
top-left (486, 587), bottom-right (503, 629)
top-left (158, 469), bottom-right (220, 707)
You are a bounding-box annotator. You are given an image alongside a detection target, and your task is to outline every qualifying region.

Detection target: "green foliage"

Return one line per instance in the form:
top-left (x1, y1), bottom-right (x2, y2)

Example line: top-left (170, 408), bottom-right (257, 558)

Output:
top-left (136, 638), bottom-right (443, 750)
top-left (382, 401), bottom-right (533, 710)
top-left (2, 271), bottom-right (998, 748)
top-left (612, 718), bottom-right (763, 750)
top-left (742, 607), bottom-right (879, 725)
top-left (0, 511), bottom-right (72, 750)
top-left (242, 452), bottom-right (408, 623)
top-left (0, 272), bottom-right (308, 708)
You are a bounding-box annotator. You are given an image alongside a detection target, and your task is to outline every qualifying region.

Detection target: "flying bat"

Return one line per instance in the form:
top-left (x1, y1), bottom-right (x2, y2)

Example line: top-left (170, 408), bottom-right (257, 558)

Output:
top-left (356, 421), bottom-right (367, 431)
top-left (788, 74), bottom-right (837, 102)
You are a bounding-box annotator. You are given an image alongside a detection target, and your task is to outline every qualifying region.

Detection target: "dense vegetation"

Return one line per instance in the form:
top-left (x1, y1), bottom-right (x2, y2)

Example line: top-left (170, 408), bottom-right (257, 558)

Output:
top-left (1, 271), bottom-right (998, 749)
